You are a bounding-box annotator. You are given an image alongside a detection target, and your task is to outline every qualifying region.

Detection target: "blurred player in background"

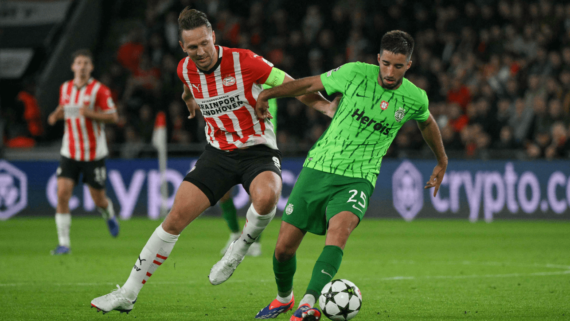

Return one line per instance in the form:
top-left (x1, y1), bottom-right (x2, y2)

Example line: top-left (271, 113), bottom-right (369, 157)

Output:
top-left (47, 49), bottom-right (119, 255)
top-left (218, 84), bottom-right (278, 257)
top-left (254, 31), bottom-right (448, 320)
top-left (91, 8), bottom-right (337, 314)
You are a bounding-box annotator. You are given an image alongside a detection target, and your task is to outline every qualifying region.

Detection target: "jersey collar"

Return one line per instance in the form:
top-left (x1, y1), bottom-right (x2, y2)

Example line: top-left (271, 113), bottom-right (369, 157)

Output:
top-left (197, 46), bottom-right (223, 74)
top-left (73, 77), bottom-right (93, 89)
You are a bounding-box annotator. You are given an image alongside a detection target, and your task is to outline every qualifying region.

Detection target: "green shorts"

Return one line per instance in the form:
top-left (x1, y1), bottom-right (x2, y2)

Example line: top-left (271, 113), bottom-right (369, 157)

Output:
top-left (283, 167), bottom-right (374, 235)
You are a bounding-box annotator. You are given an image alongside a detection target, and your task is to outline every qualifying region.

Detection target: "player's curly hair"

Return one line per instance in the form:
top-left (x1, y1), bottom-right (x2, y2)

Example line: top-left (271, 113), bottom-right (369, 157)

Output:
top-left (380, 30), bottom-right (414, 60)
top-left (178, 7), bottom-right (212, 40)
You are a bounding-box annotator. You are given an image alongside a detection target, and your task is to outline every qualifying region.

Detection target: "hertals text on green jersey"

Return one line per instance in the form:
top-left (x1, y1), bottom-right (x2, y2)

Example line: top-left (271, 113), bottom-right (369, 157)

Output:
top-left (303, 62), bottom-right (430, 186)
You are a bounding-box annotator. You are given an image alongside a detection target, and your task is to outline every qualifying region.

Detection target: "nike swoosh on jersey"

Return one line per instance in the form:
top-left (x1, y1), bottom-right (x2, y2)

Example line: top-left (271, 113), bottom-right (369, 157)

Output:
top-left (356, 93), bottom-right (368, 97)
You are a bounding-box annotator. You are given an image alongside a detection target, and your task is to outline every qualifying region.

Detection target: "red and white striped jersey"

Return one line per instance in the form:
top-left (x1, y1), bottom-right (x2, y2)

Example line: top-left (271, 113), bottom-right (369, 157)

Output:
top-left (177, 46), bottom-right (277, 151)
top-left (59, 78), bottom-right (116, 161)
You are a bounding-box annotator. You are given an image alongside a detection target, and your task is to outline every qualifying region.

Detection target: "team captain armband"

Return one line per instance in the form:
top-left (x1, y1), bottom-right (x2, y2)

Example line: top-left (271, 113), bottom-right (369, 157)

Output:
top-left (264, 68), bottom-right (286, 87)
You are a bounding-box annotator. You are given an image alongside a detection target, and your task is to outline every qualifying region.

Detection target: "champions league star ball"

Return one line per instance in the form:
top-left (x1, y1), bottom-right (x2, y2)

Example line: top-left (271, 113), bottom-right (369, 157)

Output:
top-left (319, 279), bottom-right (362, 320)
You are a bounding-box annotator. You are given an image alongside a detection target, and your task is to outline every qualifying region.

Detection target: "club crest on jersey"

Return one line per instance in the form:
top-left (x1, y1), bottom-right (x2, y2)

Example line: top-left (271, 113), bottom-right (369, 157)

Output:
top-left (285, 203), bottom-right (294, 215)
top-left (222, 76), bottom-right (236, 86)
top-left (380, 100), bottom-right (389, 110)
top-left (326, 66), bottom-right (342, 77)
top-left (394, 106), bottom-right (406, 122)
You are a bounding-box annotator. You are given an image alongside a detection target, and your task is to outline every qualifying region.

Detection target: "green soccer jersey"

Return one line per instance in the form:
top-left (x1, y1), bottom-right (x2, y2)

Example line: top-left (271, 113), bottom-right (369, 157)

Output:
top-left (303, 62), bottom-right (430, 186)
top-left (263, 84), bottom-right (278, 130)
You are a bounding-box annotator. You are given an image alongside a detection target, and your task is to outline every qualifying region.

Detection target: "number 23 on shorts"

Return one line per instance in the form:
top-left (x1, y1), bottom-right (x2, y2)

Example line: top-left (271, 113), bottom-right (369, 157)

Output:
top-left (347, 189), bottom-right (367, 213)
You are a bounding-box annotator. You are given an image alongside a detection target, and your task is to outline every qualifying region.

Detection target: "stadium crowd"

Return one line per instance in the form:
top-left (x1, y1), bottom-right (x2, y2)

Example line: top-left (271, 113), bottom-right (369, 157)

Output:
top-left (6, 0), bottom-right (570, 159)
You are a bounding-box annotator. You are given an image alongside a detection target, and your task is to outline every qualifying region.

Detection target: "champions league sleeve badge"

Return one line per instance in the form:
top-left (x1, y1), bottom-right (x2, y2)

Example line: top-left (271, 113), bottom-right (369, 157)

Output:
top-left (394, 106), bottom-right (406, 122)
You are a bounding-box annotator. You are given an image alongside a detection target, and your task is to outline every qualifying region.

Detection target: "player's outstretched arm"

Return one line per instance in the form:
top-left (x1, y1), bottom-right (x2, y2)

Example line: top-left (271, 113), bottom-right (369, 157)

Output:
top-left (257, 75), bottom-right (325, 119)
top-left (282, 74), bottom-right (337, 118)
top-left (417, 114), bottom-right (448, 197)
top-left (80, 108), bottom-right (119, 124)
top-left (182, 84), bottom-right (199, 119)
top-left (48, 105), bottom-right (64, 125)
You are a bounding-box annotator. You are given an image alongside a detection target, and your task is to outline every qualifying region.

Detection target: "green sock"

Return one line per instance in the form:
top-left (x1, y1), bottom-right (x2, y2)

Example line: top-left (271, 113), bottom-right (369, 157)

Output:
top-left (305, 245), bottom-right (344, 299)
top-left (273, 252), bottom-right (296, 297)
top-left (220, 198), bottom-right (239, 233)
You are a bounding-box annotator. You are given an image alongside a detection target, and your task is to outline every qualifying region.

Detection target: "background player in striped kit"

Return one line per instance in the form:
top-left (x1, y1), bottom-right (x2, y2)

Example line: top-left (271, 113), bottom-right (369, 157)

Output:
top-left (47, 49), bottom-right (120, 255)
top-left (217, 84), bottom-right (278, 258)
top-left (254, 30), bottom-right (448, 320)
top-left (90, 8), bottom-right (338, 314)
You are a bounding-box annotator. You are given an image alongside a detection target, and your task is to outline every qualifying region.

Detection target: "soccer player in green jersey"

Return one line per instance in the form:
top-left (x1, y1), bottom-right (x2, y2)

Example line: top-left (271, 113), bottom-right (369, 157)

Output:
top-left (218, 85), bottom-right (278, 257)
top-left (254, 30), bottom-right (448, 320)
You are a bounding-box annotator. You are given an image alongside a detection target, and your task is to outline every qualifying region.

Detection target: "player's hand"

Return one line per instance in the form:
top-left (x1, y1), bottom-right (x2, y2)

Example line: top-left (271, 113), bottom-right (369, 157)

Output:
top-left (78, 107), bottom-right (91, 118)
top-left (425, 158), bottom-right (448, 197)
top-left (255, 95), bottom-right (272, 120)
top-left (327, 95), bottom-right (342, 117)
top-left (48, 113), bottom-right (57, 125)
top-left (185, 99), bottom-right (199, 119)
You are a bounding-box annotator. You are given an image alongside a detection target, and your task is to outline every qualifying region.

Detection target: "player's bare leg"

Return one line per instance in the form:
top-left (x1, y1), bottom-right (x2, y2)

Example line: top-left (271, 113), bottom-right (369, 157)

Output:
top-left (91, 181), bottom-right (211, 313)
top-left (161, 181), bottom-right (211, 234)
top-left (324, 211), bottom-right (359, 250)
top-left (52, 177), bottom-right (74, 255)
top-left (209, 171), bottom-right (281, 285)
top-left (89, 186), bottom-right (119, 237)
top-left (255, 221), bottom-right (306, 318)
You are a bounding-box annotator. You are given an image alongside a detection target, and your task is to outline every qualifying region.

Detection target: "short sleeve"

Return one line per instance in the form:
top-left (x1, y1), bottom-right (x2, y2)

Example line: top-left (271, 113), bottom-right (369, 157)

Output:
top-left (413, 89), bottom-right (430, 122)
top-left (58, 83), bottom-right (65, 105)
top-left (320, 63), bottom-right (355, 96)
top-left (240, 50), bottom-right (273, 85)
top-left (177, 58), bottom-right (189, 88)
top-left (96, 85), bottom-right (116, 113)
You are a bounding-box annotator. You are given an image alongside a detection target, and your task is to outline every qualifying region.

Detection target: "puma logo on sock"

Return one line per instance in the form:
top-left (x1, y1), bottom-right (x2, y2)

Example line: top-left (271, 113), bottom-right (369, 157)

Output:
top-left (138, 256), bottom-right (146, 265)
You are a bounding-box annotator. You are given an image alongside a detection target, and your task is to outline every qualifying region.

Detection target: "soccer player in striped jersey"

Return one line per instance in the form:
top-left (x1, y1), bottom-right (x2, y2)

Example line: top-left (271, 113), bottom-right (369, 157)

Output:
top-left (254, 31), bottom-right (448, 320)
top-left (47, 49), bottom-right (119, 255)
top-left (218, 84), bottom-right (278, 258)
top-left (91, 8), bottom-right (338, 314)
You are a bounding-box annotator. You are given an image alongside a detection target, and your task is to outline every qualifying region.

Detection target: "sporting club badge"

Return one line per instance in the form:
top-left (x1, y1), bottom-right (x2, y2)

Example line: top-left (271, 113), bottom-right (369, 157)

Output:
top-left (380, 100), bottom-right (389, 110)
top-left (222, 76), bottom-right (236, 86)
top-left (392, 160), bottom-right (423, 221)
top-left (285, 203), bottom-right (294, 215)
top-left (326, 65), bottom-right (342, 77)
top-left (0, 160), bottom-right (28, 220)
top-left (394, 106), bottom-right (405, 122)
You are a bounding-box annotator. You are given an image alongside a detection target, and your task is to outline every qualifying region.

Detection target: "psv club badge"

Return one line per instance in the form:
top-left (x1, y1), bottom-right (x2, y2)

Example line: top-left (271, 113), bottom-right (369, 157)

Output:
top-left (380, 100), bottom-right (389, 110)
top-left (394, 106), bottom-right (406, 122)
top-left (222, 76), bottom-right (236, 86)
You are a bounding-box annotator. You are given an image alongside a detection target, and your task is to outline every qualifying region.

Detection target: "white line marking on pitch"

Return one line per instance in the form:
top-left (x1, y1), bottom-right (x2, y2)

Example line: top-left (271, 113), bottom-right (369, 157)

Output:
top-left (1, 270), bottom-right (569, 287)
top-left (377, 270), bottom-right (570, 281)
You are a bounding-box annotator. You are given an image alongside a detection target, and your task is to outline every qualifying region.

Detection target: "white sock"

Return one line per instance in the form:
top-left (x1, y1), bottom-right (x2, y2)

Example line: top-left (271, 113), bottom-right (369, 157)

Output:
top-left (122, 224), bottom-right (179, 298)
top-left (299, 294), bottom-right (316, 308)
top-left (276, 291), bottom-right (293, 304)
top-left (97, 198), bottom-right (115, 219)
top-left (233, 205), bottom-right (275, 256)
top-left (55, 213), bottom-right (71, 247)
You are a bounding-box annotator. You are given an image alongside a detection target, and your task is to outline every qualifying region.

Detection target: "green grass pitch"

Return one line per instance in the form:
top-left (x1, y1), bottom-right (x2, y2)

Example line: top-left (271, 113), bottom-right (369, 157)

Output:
top-left (1, 217), bottom-right (569, 320)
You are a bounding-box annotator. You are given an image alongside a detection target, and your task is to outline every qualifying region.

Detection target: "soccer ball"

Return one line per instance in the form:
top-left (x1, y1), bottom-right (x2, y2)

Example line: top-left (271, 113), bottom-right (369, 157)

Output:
top-left (319, 279), bottom-right (362, 320)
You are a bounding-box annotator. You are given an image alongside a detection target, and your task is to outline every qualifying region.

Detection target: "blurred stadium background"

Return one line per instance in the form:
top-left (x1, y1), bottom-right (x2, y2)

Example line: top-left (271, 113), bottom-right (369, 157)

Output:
top-left (1, 0), bottom-right (569, 220)
top-left (1, 1), bottom-right (569, 320)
